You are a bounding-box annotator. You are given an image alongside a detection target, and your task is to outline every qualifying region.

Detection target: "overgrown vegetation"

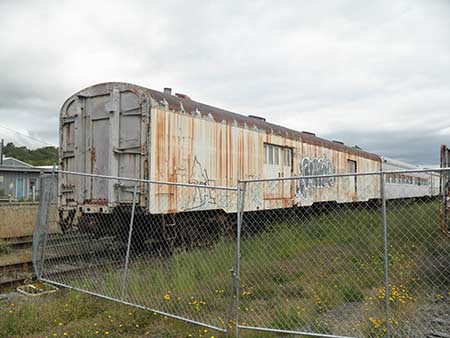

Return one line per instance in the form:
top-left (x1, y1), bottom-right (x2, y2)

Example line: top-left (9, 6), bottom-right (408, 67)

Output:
top-left (2, 142), bottom-right (58, 166)
top-left (0, 289), bottom-right (276, 337)
top-left (1, 200), bottom-right (448, 337)
top-left (0, 239), bottom-right (11, 255)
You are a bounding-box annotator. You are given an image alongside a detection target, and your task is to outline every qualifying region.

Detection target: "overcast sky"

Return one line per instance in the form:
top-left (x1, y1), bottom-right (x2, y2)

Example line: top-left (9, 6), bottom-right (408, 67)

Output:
top-left (0, 0), bottom-right (449, 165)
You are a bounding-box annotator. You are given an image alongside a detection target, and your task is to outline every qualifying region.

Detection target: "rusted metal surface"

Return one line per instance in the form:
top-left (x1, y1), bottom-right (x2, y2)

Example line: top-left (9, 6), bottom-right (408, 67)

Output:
top-left (147, 86), bottom-right (380, 162)
top-left (59, 82), bottom-right (383, 214)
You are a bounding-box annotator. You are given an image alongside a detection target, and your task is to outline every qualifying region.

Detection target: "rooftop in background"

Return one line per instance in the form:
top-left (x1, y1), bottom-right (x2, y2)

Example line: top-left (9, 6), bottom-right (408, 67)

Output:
top-left (2, 156), bottom-right (34, 167)
top-left (0, 156), bottom-right (54, 173)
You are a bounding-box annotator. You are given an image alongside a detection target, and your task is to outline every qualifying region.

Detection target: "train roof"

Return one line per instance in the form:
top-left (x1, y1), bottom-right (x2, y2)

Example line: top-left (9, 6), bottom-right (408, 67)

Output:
top-left (381, 157), bottom-right (419, 170)
top-left (66, 82), bottom-right (381, 162)
top-left (381, 156), bottom-right (441, 177)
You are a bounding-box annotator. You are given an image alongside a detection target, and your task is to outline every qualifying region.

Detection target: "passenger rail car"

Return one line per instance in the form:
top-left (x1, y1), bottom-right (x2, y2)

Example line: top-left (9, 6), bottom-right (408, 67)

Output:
top-left (381, 157), bottom-right (440, 199)
top-left (59, 82), bottom-right (381, 216)
top-left (58, 82), bottom-right (439, 237)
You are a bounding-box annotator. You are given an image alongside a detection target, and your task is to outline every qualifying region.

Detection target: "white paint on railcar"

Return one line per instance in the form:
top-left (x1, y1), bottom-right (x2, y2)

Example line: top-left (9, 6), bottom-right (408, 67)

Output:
top-left (381, 157), bottom-right (436, 199)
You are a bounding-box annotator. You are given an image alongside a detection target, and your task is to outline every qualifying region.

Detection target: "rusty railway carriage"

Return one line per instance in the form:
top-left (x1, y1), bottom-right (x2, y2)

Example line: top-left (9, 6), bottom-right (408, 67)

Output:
top-left (58, 82), bottom-right (437, 239)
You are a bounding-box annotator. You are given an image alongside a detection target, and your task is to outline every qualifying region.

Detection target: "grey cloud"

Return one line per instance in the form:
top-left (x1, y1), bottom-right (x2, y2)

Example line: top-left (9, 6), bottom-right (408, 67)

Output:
top-left (0, 0), bottom-right (449, 166)
top-left (323, 129), bottom-right (447, 166)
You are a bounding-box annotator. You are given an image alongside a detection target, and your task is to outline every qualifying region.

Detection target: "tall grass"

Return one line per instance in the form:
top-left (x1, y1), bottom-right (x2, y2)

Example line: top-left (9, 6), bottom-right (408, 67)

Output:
top-left (31, 199), bottom-right (450, 337)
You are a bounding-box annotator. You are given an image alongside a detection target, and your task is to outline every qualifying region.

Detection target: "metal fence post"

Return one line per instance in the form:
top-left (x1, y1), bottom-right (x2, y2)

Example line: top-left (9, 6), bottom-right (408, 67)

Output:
top-left (225, 264), bottom-right (235, 338)
top-left (380, 171), bottom-right (391, 337)
top-left (225, 178), bottom-right (241, 338)
top-left (33, 174), bottom-right (47, 279)
top-left (120, 183), bottom-right (138, 301)
top-left (234, 173), bottom-right (247, 338)
top-left (33, 173), bottom-right (57, 280)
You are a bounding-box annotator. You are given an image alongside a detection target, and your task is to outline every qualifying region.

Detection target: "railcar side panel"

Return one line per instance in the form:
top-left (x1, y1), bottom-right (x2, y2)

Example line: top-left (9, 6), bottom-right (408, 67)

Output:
top-left (382, 157), bottom-right (436, 199)
top-left (148, 102), bottom-right (381, 214)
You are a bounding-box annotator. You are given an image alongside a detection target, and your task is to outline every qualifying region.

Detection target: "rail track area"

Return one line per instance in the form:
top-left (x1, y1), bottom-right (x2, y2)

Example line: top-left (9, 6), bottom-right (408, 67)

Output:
top-left (0, 232), bottom-right (125, 289)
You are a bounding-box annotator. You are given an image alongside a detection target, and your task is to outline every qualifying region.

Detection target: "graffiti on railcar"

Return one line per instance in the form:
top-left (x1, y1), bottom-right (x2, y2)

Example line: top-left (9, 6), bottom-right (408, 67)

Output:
top-left (184, 156), bottom-right (218, 211)
top-left (296, 156), bottom-right (336, 198)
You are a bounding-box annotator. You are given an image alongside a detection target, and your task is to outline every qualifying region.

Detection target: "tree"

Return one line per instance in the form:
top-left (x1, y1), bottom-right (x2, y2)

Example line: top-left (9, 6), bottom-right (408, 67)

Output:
top-left (3, 142), bottom-right (58, 166)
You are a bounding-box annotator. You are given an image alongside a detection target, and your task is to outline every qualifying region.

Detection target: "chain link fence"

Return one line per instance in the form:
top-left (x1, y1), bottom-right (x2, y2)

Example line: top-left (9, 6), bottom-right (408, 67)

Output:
top-left (237, 169), bottom-right (449, 338)
top-left (33, 169), bottom-right (450, 337)
top-left (33, 171), bottom-right (238, 333)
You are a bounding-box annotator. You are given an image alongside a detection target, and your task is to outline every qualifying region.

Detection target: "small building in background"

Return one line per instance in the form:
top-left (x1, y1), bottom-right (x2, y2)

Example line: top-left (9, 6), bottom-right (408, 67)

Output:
top-left (0, 156), bottom-right (53, 202)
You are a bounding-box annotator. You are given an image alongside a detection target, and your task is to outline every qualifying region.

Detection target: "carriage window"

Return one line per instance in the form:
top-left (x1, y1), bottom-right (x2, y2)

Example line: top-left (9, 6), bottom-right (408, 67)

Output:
top-left (264, 143), bottom-right (292, 166)
top-left (274, 147), bottom-right (279, 165)
top-left (283, 148), bottom-right (291, 166)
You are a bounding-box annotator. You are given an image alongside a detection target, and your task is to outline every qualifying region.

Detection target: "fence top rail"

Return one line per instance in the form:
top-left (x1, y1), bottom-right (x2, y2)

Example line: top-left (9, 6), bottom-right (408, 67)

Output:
top-left (56, 170), bottom-right (238, 191)
top-left (239, 167), bottom-right (450, 183)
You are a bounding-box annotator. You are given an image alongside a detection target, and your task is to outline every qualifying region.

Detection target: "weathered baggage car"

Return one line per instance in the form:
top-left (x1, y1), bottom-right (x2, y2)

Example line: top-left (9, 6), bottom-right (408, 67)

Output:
top-left (59, 82), bottom-right (382, 218)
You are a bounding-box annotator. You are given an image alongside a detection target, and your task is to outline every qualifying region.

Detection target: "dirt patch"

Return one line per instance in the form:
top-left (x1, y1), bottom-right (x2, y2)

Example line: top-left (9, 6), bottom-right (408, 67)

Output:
top-left (0, 203), bottom-right (57, 238)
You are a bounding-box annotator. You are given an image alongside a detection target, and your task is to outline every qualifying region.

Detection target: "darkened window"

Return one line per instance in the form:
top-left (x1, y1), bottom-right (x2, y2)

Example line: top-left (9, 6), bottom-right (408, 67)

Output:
top-left (347, 159), bottom-right (357, 193)
top-left (347, 159), bottom-right (357, 173)
top-left (274, 147), bottom-right (279, 165)
top-left (264, 145), bottom-right (268, 164)
top-left (282, 148), bottom-right (292, 166)
top-left (264, 143), bottom-right (292, 166)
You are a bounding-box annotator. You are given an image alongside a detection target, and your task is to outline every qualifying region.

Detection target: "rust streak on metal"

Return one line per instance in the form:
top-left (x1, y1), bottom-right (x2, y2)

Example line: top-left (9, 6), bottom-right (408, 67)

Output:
top-left (262, 197), bottom-right (292, 201)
